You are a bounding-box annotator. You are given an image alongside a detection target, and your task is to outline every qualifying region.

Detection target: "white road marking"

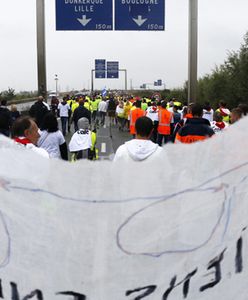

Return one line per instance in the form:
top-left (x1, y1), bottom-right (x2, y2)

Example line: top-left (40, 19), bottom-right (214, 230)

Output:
top-left (101, 143), bottom-right (106, 153)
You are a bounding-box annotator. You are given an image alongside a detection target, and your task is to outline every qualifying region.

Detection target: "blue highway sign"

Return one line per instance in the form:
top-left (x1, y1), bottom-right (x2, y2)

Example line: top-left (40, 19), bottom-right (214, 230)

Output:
top-left (107, 61), bottom-right (119, 78)
top-left (56, 0), bottom-right (112, 31)
top-left (157, 79), bottom-right (162, 86)
top-left (115, 0), bottom-right (165, 31)
top-left (95, 59), bottom-right (106, 78)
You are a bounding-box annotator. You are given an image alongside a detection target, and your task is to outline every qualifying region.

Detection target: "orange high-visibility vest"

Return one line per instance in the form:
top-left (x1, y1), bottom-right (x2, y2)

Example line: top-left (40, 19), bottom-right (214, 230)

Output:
top-left (157, 109), bottom-right (172, 135)
top-left (129, 108), bottom-right (145, 135)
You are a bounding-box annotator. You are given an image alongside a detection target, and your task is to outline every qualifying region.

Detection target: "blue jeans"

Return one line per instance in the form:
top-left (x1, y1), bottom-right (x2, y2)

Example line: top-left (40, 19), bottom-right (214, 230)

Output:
top-left (157, 134), bottom-right (170, 146)
top-left (61, 117), bottom-right (68, 136)
top-left (99, 111), bottom-right (106, 126)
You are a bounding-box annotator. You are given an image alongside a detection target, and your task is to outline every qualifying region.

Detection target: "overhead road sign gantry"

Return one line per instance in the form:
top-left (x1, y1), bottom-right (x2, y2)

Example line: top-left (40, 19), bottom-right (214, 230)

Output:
top-left (115, 0), bottom-right (165, 31)
top-left (107, 61), bottom-right (119, 78)
top-left (95, 59), bottom-right (106, 78)
top-left (56, 0), bottom-right (112, 31)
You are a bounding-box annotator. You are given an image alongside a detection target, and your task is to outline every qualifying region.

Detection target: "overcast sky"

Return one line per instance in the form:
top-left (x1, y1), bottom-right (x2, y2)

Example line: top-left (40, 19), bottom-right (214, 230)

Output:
top-left (0, 0), bottom-right (248, 93)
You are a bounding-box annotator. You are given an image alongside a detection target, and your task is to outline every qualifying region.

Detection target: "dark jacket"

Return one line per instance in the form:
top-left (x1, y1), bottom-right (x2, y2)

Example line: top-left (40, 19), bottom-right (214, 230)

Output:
top-left (72, 105), bottom-right (91, 130)
top-left (29, 101), bottom-right (49, 128)
top-left (11, 110), bottom-right (21, 122)
top-left (0, 106), bottom-right (12, 136)
top-left (107, 99), bottom-right (116, 111)
top-left (176, 117), bottom-right (214, 143)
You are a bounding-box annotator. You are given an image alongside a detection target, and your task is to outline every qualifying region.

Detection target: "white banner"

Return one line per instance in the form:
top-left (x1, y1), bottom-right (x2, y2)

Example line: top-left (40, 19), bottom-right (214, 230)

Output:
top-left (0, 118), bottom-right (248, 299)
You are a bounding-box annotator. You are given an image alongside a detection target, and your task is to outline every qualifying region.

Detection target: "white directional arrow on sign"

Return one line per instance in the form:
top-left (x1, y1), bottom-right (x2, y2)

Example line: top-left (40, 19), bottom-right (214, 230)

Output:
top-left (77, 15), bottom-right (91, 27)
top-left (132, 15), bottom-right (147, 27)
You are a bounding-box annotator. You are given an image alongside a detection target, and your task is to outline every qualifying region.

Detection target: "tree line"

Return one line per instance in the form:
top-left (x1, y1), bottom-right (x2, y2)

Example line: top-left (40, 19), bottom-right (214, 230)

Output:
top-left (163, 32), bottom-right (248, 109)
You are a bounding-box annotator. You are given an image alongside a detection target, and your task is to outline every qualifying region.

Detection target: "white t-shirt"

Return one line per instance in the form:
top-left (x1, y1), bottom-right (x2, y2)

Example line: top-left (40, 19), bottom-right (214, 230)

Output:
top-left (202, 109), bottom-right (214, 123)
top-left (203, 109), bottom-right (214, 122)
top-left (38, 130), bottom-right (65, 158)
top-left (58, 103), bottom-right (71, 117)
top-left (116, 105), bottom-right (124, 116)
top-left (98, 101), bottom-right (108, 112)
top-left (146, 106), bottom-right (159, 122)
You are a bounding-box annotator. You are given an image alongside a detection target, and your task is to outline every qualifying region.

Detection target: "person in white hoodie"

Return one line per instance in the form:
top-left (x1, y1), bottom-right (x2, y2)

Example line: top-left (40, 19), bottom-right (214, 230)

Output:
top-left (69, 117), bottom-right (97, 160)
top-left (113, 116), bottom-right (163, 162)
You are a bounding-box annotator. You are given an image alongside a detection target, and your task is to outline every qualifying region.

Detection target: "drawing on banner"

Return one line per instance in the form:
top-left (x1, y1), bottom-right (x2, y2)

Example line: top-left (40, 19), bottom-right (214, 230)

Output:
top-left (1, 159), bottom-right (248, 269)
top-left (1, 121), bottom-right (248, 300)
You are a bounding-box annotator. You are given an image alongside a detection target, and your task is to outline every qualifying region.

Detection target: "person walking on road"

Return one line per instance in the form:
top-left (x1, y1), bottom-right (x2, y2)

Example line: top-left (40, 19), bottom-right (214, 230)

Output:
top-left (216, 101), bottom-right (230, 124)
top-left (58, 97), bottom-right (71, 136)
top-left (29, 96), bottom-right (49, 128)
top-left (91, 97), bottom-right (99, 122)
top-left (175, 103), bottom-right (215, 143)
top-left (98, 99), bottom-right (108, 126)
top-left (12, 116), bottom-right (49, 158)
top-left (129, 100), bottom-right (145, 138)
top-left (157, 101), bottom-right (174, 146)
top-left (116, 100), bottom-right (125, 131)
top-left (171, 103), bottom-right (193, 142)
top-left (211, 111), bottom-right (228, 133)
top-left (38, 112), bottom-right (68, 160)
top-left (202, 102), bottom-right (214, 122)
top-left (10, 104), bottom-right (21, 123)
top-left (146, 102), bottom-right (159, 143)
top-left (72, 99), bottom-right (91, 131)
top-left (107, 97), bottom-right (117, 125)
top-left (114, 116), bottom-right (163, 162)
top-left (123, 99), bottom-right (132, 130)
top-left (69, 117), bottom-right (97, 161)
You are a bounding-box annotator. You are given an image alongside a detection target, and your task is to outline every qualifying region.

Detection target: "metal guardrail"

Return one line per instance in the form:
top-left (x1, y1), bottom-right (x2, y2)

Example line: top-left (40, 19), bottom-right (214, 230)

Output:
top-left (7, 97), bottom-right (38, 105)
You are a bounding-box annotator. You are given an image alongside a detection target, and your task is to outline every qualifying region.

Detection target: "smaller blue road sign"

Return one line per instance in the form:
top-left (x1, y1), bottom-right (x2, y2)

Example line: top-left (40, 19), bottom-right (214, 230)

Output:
top-left (107, 61), bottom-right (119, 78)
top-left (157, 79), bottom-right (162, 86)
top-left (95, 59), bottom-right (106, 78)
top-left (56, 0), bottom-right (112, 31)
top-left (115, 0), bottom-right (165, 31)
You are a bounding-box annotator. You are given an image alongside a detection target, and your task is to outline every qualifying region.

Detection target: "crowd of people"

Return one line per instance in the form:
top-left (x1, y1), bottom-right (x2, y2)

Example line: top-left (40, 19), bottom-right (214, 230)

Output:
top-left (0, 92), bottom-right (247, 162)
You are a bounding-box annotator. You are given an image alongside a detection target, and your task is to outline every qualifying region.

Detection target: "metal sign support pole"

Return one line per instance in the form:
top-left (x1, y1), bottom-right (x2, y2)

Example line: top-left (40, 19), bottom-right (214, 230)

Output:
top-left (188, 0), bottom-right (198, 104)
top-left (119, 69), bottom-right (127, 91)
top-left (124, 69), bottom-right (127, 91)
top-left (36, 0), bottom-right (47, 97)
top-left (91, 69), bottom-right (95, 93)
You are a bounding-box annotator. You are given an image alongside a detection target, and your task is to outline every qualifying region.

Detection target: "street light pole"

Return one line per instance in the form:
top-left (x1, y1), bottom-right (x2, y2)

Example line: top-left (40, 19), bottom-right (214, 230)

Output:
top-left (188, 0), bottom-right (198, 104)
top-left (55, 74), bottom-right (58, 96)
top-left (36, 0), bottom-right (47, 97)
